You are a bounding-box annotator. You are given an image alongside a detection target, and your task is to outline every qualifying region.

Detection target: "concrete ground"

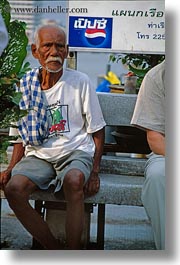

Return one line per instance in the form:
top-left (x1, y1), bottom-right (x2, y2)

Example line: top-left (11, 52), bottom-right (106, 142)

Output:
top-left (1, 198), bottom-right (156, 250)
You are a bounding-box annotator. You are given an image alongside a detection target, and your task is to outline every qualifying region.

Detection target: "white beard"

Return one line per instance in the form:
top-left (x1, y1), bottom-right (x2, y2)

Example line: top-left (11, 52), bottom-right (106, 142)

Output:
top-left (44, 65), bottom-right (63, 73)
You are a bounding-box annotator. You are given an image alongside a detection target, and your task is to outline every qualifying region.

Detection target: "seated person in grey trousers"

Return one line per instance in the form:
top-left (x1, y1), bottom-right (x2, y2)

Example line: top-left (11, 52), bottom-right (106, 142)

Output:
top-left (131, 60), bottom-right (165, 250)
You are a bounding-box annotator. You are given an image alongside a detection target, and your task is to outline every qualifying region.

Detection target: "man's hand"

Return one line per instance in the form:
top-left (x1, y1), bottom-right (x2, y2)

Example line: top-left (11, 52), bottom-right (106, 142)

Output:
top-left (0, 169), bottom-right (11, 190)
top-left (84, 171), bottom-right (100, 197)
top-left (0, 142), bottom-right (24, 190)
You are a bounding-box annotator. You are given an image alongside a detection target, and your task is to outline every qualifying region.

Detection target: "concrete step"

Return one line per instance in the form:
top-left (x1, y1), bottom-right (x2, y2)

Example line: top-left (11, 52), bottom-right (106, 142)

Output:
top-left (100, 155), bottom-right (146, 176)
top-left (1, 200), bottom-right (155, 250)
top-left (91, 204), bottom-right (156, 250)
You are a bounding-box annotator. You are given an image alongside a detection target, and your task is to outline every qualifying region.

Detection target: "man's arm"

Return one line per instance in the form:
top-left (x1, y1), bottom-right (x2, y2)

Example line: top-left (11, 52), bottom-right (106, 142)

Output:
top-left (147, 130), bottom-right (165, 156)
top-left (84, 127), bottom-right (105, 196)
top-left (92, 127), bottom-right (105, 173)
top-left (0, 142), bottom-right (25, 189)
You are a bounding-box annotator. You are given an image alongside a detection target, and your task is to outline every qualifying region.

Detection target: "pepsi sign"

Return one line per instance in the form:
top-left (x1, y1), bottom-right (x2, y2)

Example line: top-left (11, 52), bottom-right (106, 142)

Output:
top-left (69, 16), bottom-right (113, 49)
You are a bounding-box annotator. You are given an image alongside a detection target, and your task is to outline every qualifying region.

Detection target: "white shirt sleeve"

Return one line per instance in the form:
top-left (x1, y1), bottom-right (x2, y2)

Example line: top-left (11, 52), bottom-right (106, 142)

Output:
top-left (9, 126), bottom-right (23, 143)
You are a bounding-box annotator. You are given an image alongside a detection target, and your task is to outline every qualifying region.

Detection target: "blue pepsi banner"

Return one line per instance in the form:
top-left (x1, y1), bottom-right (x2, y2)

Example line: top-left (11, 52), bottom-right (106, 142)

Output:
top-left (69, 16), bottom-right (113, 49)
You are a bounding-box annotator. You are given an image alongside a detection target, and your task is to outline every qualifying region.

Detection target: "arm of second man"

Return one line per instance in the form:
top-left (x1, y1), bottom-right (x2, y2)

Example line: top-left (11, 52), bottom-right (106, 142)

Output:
top-left (147, 130), bottom-right (165, 156)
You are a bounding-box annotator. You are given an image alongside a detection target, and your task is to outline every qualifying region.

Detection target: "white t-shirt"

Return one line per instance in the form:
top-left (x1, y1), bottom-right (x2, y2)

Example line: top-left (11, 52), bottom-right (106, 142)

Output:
top-left (10, 68), bottom-right (106, 162)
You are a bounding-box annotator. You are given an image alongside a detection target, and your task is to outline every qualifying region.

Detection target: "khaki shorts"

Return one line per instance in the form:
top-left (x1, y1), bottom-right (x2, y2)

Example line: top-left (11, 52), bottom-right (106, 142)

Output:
top-left (12, 150), bottom-right (93, 193)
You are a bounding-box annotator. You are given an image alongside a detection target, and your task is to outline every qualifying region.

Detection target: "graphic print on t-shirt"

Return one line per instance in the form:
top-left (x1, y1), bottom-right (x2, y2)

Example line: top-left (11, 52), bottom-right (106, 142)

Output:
top-left (47, 100), bottom-right (70, 137)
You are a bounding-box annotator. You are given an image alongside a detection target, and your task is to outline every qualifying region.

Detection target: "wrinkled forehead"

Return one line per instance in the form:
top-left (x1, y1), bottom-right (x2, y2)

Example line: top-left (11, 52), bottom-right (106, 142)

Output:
top-left (38, 27), bottom-right (66, 44)
top-left (34, 25), bottom-right (67, 46)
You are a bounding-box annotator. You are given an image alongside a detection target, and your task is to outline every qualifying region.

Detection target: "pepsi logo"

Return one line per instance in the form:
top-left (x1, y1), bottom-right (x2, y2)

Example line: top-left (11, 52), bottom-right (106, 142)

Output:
top-left (69, 16), bottom-right (113, 49)
top-left (85, 28), bottom-right (106, 46)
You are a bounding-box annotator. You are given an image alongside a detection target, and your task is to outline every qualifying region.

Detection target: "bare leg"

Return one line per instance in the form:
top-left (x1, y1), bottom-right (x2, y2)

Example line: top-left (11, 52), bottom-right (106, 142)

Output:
top-left (4, 175), bottom-right (60, 250)
top-left (63, 169), bottom-right (85, 249)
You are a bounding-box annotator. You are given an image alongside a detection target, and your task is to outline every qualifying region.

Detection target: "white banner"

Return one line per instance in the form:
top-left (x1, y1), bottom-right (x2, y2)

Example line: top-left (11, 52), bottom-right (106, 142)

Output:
top-left (68, 1), bottom-right (165, 54)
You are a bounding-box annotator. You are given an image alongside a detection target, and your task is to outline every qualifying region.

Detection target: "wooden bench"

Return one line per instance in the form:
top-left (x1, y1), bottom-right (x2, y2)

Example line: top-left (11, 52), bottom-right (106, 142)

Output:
top-left (30, 92), bottom-right (151, 249)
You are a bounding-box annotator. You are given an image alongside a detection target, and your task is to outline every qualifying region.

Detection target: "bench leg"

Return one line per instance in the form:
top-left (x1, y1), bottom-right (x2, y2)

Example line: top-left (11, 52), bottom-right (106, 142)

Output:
top-left (32, 200), bottom-right (45, 249)
top-left (97, 203), bottom-right (105, 250)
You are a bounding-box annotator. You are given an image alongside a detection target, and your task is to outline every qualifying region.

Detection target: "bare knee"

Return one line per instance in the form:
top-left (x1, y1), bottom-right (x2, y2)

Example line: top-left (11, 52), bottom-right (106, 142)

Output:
top-left (63, 170), bottom-right (85, 200)
top-left (4, 175), bottom-right (36, 204)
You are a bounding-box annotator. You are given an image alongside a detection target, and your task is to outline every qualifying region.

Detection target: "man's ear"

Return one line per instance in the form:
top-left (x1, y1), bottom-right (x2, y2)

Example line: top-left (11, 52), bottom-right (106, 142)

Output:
top-left (31, 44), bottom-right (39, 59)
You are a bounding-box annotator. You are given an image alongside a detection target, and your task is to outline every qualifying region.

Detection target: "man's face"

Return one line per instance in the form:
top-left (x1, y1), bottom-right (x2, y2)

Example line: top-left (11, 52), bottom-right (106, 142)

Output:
top-left (32, 27), bottom-right (68, 73)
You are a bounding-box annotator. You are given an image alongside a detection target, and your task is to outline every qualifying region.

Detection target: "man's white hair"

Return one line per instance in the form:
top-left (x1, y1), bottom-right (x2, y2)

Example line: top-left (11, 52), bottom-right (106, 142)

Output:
top-left (33, 24), bottom-right (67, 48)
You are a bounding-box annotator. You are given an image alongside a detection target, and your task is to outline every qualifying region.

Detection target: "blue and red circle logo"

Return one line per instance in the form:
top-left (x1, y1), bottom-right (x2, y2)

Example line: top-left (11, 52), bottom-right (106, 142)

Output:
top-left (69, 16), bottom-right (113, 49)
top-left (84, 28), bottom-right (106, 46)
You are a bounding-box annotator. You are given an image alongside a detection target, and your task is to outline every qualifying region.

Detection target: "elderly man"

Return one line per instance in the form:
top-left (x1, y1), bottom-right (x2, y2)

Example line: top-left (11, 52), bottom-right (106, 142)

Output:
top-left (0, 24), bottom-right (106, 249)
top-left (131, 60), bottom-right (165, 249)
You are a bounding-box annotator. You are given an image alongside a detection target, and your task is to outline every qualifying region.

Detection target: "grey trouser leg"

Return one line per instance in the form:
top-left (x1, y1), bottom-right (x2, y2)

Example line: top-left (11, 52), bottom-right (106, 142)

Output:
top-left (141, 154), bottom-right (165, 250)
